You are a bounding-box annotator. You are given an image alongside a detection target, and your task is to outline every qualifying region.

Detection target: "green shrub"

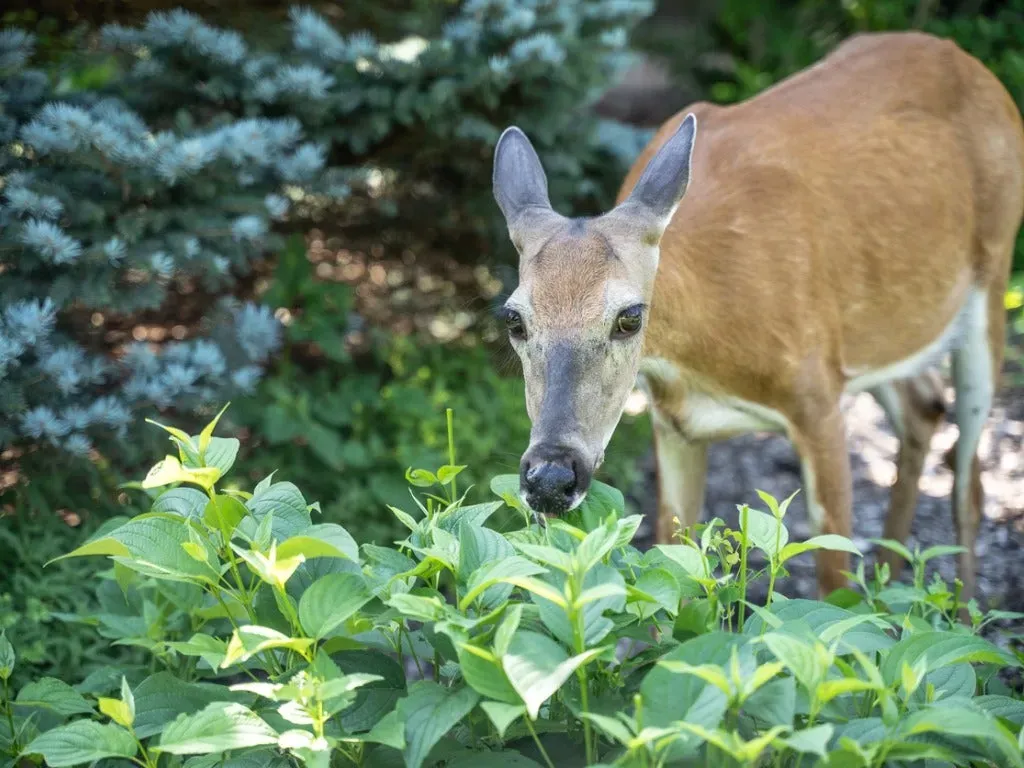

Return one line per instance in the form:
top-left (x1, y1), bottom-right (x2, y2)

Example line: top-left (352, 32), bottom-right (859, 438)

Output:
top-left (2, 409), bottom-right (1023, 768)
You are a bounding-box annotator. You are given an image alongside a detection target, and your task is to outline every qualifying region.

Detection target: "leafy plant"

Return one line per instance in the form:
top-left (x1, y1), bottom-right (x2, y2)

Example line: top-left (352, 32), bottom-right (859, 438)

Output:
top-left (2, 408), bottom-right (1023, 767)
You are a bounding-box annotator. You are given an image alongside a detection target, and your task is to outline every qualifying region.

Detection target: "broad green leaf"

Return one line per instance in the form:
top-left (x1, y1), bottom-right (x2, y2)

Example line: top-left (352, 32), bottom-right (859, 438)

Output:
top-left (534, 565), bottom-right (624, 647)
top-left (222, 626), bottom-right (314, 668)
top-left (816, 677), bottom-right (878, 703)
top-left (494, 604), bottom-right (522, 657)
top-left (397, 681), bottom-right (479, 768)
top-left (580, 712), bottom-right (634, 745)
top-left (132, 672), bottom-right (242, 739)
top-left (913, 663), bottom-right (976, 704)
top-left (502, 630), bottom-right (603, 718)
top-left (761, 632), bottom-right (822, 692)
top-left (199, 436), bottom-right (240, 476)
top-left (512, 542), bottom-right (575, 573)
top-left (460, 556), bottom-right (547, 610)
top-left (243, 481), bottom-right (312, 541)
top-left (277, 523), bottom-right (359, 562)
top-left (197, 403), bottom-right (230, 457)
top-left (385, 593), bottom-right (448, 622)
top-left (653, 544), bottom-right (705, 577)
top-left (436, 464), bottom-right (466, 485)
top-left (458, 643), bottom-right (520, 703)
top-left (657, 661), bottom-right (732, 696)
top-left (333, 650), bottom-right (407, 733)
top-left (23, 720), bottom-right (137, 766)
top-left (459, 524), bottom-right (515, 607)
top-left (629, 568), bottom-right (680, 616)
top-left (203, 494), bottom-right (247, 537)
top-left (0, 631), bottom-right (13, 680)
top-left (742, 676), bottom-right (796, 728)
top-left (880, 631), bottom-right (1018, 685)
top-left (779, 535), bottom-right (862, 564)
top-left (576, 520), bottom-right (621, 571)
top-left (975, 695), bottom-right (1024, 726)
top-left (870, 538), bottom-right (914, 564)
top-left (777, 724), bottom-right (833, 757)
top-left (156, 702), bottom-right (278, 755)
top-left (641, 633), bottom-right (744, 748)
top-left (298, 573), bottom-right (372, 638)
top-left (742, 507), bottom-right (788, 557)
top-left (919, 544), bottom-right (967, 563)
top-left (744, 600), bottom-right (892, 654)
top-left (435, 501), bottom-right (504, 533)
top-left (574, 479), bottom-right (625, 531)
top-left (143, 454), bottom-right (221, 491)
top-left (490, 474), bottom-right (525, 511)
top-left (897, 705), bottom-right (1023, 768)
top-left (152, 488), bottom-right (208, 520)
top-left (165, 634), bottom-right (228, 671)
top-left (405, 468), bottom-right (438, 487)
top-left (54, 514), bottom-right (218, 584)
top-left (15, 677), bottom-right (94, 716)
top-left (480, 702), bottom-right (526, 739)
top-left (445, 751), bottom-right (544, 767)
top-left (99, 696), bottom-right (133, 728)
top-left (363, 709), bottom-right (405, 750)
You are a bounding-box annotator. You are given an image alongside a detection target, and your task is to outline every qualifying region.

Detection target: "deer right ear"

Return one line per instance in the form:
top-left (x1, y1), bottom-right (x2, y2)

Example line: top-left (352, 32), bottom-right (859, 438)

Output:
top-left (492, 127), bottom-right (552, 227)
top-left (621, 113), bottom-right (697, 233)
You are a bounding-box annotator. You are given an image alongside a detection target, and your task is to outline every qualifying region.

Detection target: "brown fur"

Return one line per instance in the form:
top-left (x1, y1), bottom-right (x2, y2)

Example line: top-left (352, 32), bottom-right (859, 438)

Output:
top-left (617, 32), bottom-right (1024, 597)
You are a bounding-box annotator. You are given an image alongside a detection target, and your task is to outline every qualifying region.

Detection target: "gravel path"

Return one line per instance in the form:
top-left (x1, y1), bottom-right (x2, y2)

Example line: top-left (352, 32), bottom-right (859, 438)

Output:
top-left (627, 387), bottom-right (1024, 611)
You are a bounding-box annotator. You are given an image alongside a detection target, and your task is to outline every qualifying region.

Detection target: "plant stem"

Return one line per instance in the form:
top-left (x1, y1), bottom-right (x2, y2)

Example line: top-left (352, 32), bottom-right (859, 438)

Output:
top-left (525, 715), bottom-right (556, 768)
top-left (738, 505), bottom-right (749, 631)
top-left (570, 574), bottom-right (596, 764)
top-left (2, 677), bottom-right (17, 754)
top-left (446, 407), bottom-right (457, 502)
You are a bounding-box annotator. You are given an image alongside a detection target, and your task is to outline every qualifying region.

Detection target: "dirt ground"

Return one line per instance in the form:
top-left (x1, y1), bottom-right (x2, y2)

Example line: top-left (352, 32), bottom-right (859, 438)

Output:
top-left (627, 385), bottom-right (1024, 613)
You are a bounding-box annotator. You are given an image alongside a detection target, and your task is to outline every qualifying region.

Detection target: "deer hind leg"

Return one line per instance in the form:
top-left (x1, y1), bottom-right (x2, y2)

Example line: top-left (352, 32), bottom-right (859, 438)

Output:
top-left (790, 404), bottom-right (854, 597)
top-left (948, 284), bottom-right (1003, 603)
top-left (870, 373), bottom-right (946, 580)
top-left (651, 410), bottom-right (708, 544)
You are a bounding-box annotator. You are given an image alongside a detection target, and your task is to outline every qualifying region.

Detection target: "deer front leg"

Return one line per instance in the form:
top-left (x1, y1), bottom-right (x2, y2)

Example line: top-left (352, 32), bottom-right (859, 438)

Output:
top-left (790, 405), bottom-right (854, 597)
top-left (651, 409), bottom-right (708, 544)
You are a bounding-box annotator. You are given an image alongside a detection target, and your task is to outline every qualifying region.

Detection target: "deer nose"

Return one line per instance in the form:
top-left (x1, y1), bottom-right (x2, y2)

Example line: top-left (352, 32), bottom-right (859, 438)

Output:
top-left (520, 444), bottom-right (589, 515)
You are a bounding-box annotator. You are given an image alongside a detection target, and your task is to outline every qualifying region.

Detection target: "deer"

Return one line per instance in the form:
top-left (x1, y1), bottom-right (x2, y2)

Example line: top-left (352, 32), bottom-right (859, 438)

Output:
top-left (491, 30), bottom-right (1024, 601)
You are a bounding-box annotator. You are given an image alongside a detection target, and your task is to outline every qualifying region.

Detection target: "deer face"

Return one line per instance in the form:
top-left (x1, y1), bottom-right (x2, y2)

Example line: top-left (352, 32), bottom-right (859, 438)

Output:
top-left (492, 115), bottom-right (697, 516)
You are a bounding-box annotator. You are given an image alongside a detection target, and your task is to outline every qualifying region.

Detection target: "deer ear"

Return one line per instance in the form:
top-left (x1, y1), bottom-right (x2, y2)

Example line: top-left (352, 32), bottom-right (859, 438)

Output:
top-left (622, 113), bottom-right (697, 231)
top-left (492, 126), bottom-right (552, 226)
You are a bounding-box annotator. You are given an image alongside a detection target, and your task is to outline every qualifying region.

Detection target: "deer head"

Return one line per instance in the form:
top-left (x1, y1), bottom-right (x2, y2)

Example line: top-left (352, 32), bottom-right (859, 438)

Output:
top-left (492, 114), bottom-right (697, 516)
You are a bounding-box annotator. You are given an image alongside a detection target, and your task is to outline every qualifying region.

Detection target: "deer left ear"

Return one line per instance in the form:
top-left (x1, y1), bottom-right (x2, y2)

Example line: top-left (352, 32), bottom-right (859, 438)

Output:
top-left (492, 126), bottom-right (552, 226)
top-left (621, 113), bottom-right (697, 235)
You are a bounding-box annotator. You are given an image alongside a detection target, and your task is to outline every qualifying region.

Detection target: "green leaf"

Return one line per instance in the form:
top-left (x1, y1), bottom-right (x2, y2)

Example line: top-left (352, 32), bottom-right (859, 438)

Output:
top-left (15, 678), bottom-right (94, 716)
top-left (165, 634), bottom-right (227, 671)
top-left (742, 507), bottom-right (788, 557)
top-left (277, 523), bottom-right (359, 562)
top-left (397, 681), bottom-right (479, 768)
top-left (511, 542), bottom-right (574, 574)
top-left (445, 751), bottom-right (543, 767)
top-left (23, 721), bottom-right (137, 766)
top-left (870, 538), bottom-right (914, 564)
top-left (198, 436), bottom-right (240, 476)
top-left (778, 724), bottom-right (833, 757)
top-left (918, 544), bottom-right (967, 563)
top-left (203, 494), bottom-right (247, 537)
top-left (435, 501), bottom-right (504, 533)
top-left (385, 593), bottom-right (448, 623)
top-left (436, 465), bottom-right (466, 485)
top-left (898, 705), bottom-right (1024, 768)
top-left (459, 524), bottom-right (515, 607)
top-left (458, 643), bottom-right (520, 703)
top-left (742, 676), bottom-right (795, 727)
top-left (881, 631), bottom-right (1019, 684)
top-left (363, 709), bottom-right (405, 750)
top-left (653, 544), bottom-right (705, 577)
top-left (460, 556), bottom-right (547, 610)
top-left (244, 481), bottom-right (312, 541)
top-left (501, 630), bottom-right (603, 718)
top-left (744, 599), bottom-right (893, 654)
top-left (222, 626), bottom-right (314, 668)
top-left (0, 631), bottom-right (13, 681)
top-left (132, 672), bottom-right (241, 739)
top-left (779, 534), bottom-right (862, 564)
top-left (152, 488), bottom-right (208, 520)
top-left (480, 702), bottom-right (526, 739)
top-left (156, 702), bottom-right (278, 755)
top-left (641, 632), bottom-right (744, 740)
top-left (490, 474), bottom-right (524, 510)
top-left (535, 565), bottom-right (624, 648)
top-left (575, 479), bottom-right (625, 531)
top-left (298, 573), bottom-right (372, 638)
top-left (197, 403), bottom-right (230, 457)
top-left (333, 651), bottom-right (407, 733)
top-left (630, 568), bottom-right (681, 616)
top-left (54, 514), bottom-right (218, 583)
top-left (405, 468), bottom-right (439, 488)
top-left (576, 520), bottom-right (621, 571)
top-left (975, 695), bottom-right (1024, 726)
top-left (143, 454), bottom-right (221, 491)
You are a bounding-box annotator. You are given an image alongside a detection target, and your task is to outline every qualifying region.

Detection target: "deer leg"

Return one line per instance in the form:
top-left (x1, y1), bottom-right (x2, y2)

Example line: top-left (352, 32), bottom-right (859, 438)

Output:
top-left (790, 405), bottom-right (854, 597)
top-left (651, 410), bottom-right (708, 544)
top-left (948, 286), bottom-right (1002, 604)
top-left (870, 374), bottom-right (945, 580)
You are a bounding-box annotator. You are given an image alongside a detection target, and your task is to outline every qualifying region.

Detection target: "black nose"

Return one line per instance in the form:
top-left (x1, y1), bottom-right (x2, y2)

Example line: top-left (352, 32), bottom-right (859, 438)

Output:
top-left (520, 444), bottom-right (591, 515)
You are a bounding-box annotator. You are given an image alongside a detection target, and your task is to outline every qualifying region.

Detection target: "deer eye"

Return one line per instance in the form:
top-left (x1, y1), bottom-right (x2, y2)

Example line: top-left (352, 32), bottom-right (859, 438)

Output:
top-left (503, 308), bottom-right (526, 340)
top-left (613, 305), bottom-right (643, 339)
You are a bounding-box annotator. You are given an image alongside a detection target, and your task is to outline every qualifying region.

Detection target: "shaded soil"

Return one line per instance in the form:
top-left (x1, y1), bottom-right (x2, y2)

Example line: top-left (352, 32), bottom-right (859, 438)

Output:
top-left (627, 386), bottom-right (1024, 619)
